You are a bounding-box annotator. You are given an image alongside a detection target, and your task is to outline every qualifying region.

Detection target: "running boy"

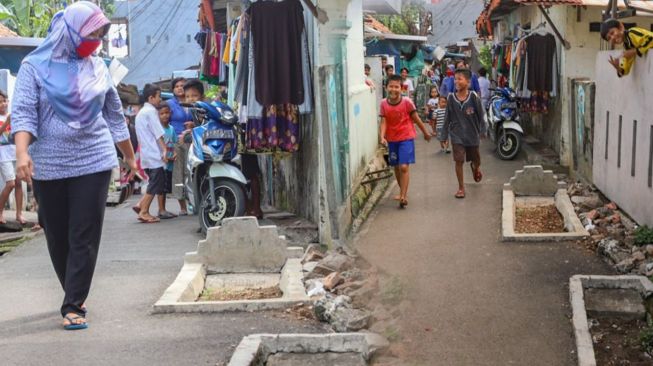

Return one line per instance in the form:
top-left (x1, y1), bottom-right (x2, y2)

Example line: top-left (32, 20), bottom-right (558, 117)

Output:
top-left (380, 75), bottom-right (431, 208)
top-left (434, 96), bottom-right (450, 153)
top-left (134, 84), bottom-right (167, 223)
top-left (442, 69), bottom-right (486, 199)
top-left (601, 19), bottom-right (653, 77)
top-left (157, 101), bottom-right (177, 219)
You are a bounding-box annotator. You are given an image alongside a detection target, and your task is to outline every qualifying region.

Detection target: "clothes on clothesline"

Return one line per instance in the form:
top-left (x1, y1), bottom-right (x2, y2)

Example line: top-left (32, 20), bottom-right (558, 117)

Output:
top-left (195, 0), bottom-right (314, 153)
top-left (248, 0), bottom-right (305, 106)
top-left (492, 31), bottom-right (558, 114)
top-left (237, 0), bottom-right (314, 153)
top-left (526, 34), bottom-right (556, 93)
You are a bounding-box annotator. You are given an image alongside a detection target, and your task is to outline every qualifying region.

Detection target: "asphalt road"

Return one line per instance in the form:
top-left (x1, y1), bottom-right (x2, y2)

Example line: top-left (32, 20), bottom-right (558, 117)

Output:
top-left (0, 200), bottom-right (327, 366)
top-left (356, 139), bottom-right (613, 366)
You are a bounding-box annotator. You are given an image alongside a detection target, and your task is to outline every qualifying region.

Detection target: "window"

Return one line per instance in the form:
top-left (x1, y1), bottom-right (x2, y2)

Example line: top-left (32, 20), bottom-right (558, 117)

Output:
top-left (187, 34), bottom-right (191, 43)
top-left (146, 35), bottom-right (151, 44)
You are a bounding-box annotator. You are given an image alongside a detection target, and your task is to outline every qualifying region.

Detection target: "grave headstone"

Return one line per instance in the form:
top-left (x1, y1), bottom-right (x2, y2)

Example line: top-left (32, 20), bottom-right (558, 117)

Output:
top-left (185, 217), bottom-right (287, 273)
top-left (506, 165), bottom-right (567, 196)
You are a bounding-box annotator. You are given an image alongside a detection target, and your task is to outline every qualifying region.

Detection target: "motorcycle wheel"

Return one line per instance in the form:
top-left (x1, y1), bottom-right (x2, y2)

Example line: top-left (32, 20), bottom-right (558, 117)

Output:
top-left (497, 129), bottom-right (521, 160)
top-left (199, 179), bottom-right (246, 235)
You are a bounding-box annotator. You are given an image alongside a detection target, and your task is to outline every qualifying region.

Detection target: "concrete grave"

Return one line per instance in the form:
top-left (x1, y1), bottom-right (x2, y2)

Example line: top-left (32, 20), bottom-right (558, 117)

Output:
top-left (185, 217), bottom-right (287, 273)
top-left (569, 275), bottom-right (653, 366)
top-left (153, 217), bottom-right (309, 313)
top-left (507, 165), bottom-right (567, 197)
top-left (502, 165), bottom-right (588, 241)
top-left (227, 333), bottom-right (388, 366)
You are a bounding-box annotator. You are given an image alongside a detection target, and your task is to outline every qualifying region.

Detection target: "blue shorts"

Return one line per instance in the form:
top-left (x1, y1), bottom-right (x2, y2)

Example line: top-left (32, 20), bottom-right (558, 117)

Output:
top-left (387, 139), bottom-right (416, 166)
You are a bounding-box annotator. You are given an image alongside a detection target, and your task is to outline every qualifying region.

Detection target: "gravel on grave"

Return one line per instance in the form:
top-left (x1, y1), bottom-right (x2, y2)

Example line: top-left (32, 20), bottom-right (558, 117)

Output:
top-left (199, 286), bottom-right (282, 301)
top-left (515, 205), bottom-right (565, 233)
top-left (590, 316), bottom-right (653, 366)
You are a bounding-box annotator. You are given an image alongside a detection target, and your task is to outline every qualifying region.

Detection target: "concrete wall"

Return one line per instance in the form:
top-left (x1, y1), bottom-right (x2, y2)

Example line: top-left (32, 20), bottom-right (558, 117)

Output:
top-left (496, 6), bottom-right (653, 168)
top-left (593, 52), bottom-right (653, 227)
top-left (346, 1), bottom-right (380, 190)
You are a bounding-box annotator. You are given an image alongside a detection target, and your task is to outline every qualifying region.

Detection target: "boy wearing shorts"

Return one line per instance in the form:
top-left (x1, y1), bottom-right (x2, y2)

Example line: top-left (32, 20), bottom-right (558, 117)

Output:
top-left (442, 69), bottom-right (487, 199)
top-left (380, 75), bottom-right (431, 208)
top-left (134, 84), bottom-right (167, 223)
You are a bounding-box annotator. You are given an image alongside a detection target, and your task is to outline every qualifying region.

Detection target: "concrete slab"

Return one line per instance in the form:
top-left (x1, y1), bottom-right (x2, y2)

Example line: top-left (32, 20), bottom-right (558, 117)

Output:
top-left (584, 288), bottom-right (646, 320)
top-left (227, 333), bottom-right (385, 366)
top-left (569, 275), bottom-right (653, 366)
top-left (502, 189), bottom-right (589, 242)
top-left (265, 352), bottom-right (367, 366)
top-left (153, 258), bottom-right (309, 314)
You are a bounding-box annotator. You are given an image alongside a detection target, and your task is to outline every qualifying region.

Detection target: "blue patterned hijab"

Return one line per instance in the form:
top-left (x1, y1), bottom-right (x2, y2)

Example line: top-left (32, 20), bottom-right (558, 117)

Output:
top-left (22, 1), bottom-right (111, 129)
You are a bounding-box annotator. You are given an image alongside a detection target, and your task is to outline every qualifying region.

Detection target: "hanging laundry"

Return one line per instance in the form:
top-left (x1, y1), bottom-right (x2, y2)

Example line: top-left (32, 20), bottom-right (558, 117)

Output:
top-left (526, 33), bottom-right (556, 93)
top-left (249, 0), bottom-right (305, 106)
top-left (246, 104), bottom-right (300, 153)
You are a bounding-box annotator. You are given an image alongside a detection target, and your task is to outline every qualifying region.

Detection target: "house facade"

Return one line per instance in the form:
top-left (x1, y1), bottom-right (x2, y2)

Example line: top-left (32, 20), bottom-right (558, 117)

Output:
top-left (478, 0), bottom-right (653, 177)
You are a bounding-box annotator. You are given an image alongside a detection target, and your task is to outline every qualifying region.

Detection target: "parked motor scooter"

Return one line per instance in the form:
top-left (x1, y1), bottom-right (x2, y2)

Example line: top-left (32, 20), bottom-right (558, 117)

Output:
top-left (181, 101), bottom-right (246, 234)
top-left (485, 87), bottom-right (524, 160)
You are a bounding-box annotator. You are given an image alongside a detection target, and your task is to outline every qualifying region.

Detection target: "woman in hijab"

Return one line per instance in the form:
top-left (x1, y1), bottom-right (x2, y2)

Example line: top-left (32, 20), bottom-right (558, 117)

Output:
top-left (11, 1), bottom-right (137, 330)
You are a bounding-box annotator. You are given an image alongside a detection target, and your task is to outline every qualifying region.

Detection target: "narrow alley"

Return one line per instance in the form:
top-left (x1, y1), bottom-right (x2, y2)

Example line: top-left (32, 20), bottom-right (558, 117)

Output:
top-left (357, 139), bottom-right (612, 365)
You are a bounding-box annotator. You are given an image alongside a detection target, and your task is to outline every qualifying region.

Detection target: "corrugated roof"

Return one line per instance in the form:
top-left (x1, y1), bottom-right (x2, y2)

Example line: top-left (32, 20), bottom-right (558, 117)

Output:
top-left (0, 24), bottom-right (18, 37)
top-left (364, 14), bottom-right (393, 34)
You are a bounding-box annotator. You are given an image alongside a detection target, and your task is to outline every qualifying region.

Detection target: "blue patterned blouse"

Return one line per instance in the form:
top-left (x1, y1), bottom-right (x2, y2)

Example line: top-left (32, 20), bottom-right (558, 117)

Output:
top-left (10, 63), bottom-right (130, 180)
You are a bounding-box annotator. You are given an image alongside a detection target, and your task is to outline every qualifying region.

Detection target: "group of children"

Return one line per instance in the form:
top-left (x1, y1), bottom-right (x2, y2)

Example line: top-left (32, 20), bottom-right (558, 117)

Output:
top-left (380, 17), bottom-right (650, 209)
top-left (380, 68), bottom-right (486, 207)
top-left (131, 80), bottom-right (204, 223)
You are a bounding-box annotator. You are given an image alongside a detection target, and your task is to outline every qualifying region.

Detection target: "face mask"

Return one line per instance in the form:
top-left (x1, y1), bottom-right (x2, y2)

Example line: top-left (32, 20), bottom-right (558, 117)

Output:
top-left (76, 39), bottom-right (102, 58)
top-left (65, 20), bottom-right (102, 58)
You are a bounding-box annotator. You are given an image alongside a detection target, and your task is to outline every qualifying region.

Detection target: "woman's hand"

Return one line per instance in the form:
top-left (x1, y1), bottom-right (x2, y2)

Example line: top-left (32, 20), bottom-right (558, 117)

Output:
top-left (16, 151), bottom-right (34, 185)
top-left (124, 156), bottom-right (138, 174)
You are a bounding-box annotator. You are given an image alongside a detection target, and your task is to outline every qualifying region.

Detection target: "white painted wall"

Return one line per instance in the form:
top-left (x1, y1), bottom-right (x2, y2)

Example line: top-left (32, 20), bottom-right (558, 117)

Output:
top-left (346, 1), bottom-right (379, 184)
top-left (593, 52), bottom-right (653, 227)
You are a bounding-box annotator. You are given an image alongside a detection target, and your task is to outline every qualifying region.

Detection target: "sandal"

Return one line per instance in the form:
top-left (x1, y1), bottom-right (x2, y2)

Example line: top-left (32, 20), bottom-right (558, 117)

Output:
top-left (455, 189), bottom-right (466, 199)
top-left (131, 206), bottom-right (141, 215)
top-left (158, 211), bottom-right (178, 219)
top-left (138, 216), bottom-right (160, 224)
top-left (63, 314), bottom-right (88, 330)
top-left (471, 164), bottom-right (483, 183)
top-left (399, 199), bottom-right (408, 209)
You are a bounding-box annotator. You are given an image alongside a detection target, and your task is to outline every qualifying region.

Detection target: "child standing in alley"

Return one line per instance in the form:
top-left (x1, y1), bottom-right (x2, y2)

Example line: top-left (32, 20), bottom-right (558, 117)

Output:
top-left (0, 90), bottom-right (26, 225)
top-left (157, 101), bottom-right (177, 219)
top-left (134, 84), bottom-right (167, 223)
top-left (434, 96), bottom-right (450, 154)
top-left (425, 86), bottom-right (439, 132)
top-left (442, 69), bottom-right (486, 199)
top-left (380, 75), bottom-right (431, 209)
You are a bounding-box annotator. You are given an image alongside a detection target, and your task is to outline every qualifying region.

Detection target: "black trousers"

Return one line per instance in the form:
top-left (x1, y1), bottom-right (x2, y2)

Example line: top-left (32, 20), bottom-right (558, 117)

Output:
top-left (32, 170), bottom-right (112, 317)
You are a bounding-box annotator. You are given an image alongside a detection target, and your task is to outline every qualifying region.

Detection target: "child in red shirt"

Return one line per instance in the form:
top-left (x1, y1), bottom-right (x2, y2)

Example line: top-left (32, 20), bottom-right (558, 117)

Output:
top-left (380, 75), bottom-right (431, 208)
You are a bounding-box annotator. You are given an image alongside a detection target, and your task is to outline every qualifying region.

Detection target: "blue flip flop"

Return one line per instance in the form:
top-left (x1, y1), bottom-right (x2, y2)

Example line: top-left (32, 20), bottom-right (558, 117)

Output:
top-left (63, 314), bottom-right (88, 330)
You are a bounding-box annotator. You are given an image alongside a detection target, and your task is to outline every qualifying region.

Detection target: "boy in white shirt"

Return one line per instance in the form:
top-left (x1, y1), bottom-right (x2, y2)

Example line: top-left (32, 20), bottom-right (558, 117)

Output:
top-left (134, 84), bottom-right (167, 223)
